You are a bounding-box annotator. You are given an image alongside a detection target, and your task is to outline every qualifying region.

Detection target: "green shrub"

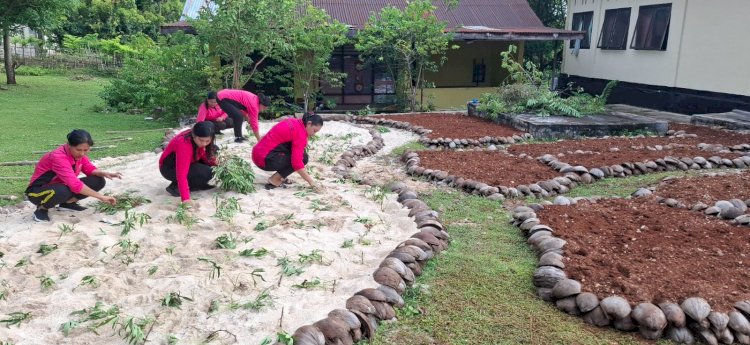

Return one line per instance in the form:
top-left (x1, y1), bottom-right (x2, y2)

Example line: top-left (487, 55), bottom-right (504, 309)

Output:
top-left (15, 66), bottom-right (48, 76)
top-left (100, 32), bottom-right (217, 123)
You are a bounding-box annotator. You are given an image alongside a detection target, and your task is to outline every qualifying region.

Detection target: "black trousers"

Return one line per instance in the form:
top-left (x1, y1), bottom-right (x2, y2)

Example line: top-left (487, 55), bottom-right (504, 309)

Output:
top-left (209, 118), bottom-right (234, 132)
top-left (26, 176), bottom-right (106, 208)
top-left (217, 98), bottom-right (246, 138)
top-left (159, 153), bottom-right (214, 189)
top-left (261, 143), bottom-right (309, 178)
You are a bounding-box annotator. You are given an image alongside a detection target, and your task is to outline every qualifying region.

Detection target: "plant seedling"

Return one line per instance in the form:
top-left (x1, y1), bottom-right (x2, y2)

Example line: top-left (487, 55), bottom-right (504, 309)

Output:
top-left (166, 203), bottom-right (199, 229)
top-left (161, 292), bottom-right (193, 309)
top-left (240, 289), bottom-right (273, 311)
top-left (119, 315), bottom-right (152, 345)
top-left (292, 278), bottom-right (322, 289)
top-left (309, 199), bottom-right (331, 212)
top-left (1, 312), bottom-right (31, 328)
top-left (58, 223), bottom-right (75, 238)
top-left (238, 248), bottom-right (268, 258)
top-left (250, 268), bottom-right (266, 286)
top-left (253, 221), bottom-right (269, 232)
top-left (376, 126), bottom-right (390, 133)
top-left (165, 245), bottom-right (175, 255)
top-left (276, 331), bottom-right (294, 345)
top-left (37, 243), bottom-right (59, 256)
top-left (168, 334), bottom-right (179, 345)
top-left (105, 239), bottom-right (140, 265)
top-left (365, 185), bottom-right (388, 210)
top-left (297, 250), bottom-right (325, 265)
top-left (197, 257), bottom-right (222, 279)
top-left (354, 216), bottom-right (374, 227)
top-left (213, 196), bottom-right (242, 223)
top-left (14, 256), bottom-right (31, 268)
top-left (277, 257), bottom-right (304, 276)
top-left (0, 290), bottom-right (7, 301)
top-left (76, 275), bottom-right (100, 289)
top-left (214, 233), bottom-right (238, 249)
top-left (38, 275), bottom-right (55, 291)
top-left (94, 190), bottom-right (150, 215)
top-left (208, 299), bottom-right (220, 314)
top-left (148, 266), bottom-right (158, 276)
top-left (340, 239), bottom-right (354, 248)
top-left (214, 153), bottom-right (256, 194)
top-left (118, 210), bottom-right (151, 236)
top-left (63, 302), bottom-right (120, 336)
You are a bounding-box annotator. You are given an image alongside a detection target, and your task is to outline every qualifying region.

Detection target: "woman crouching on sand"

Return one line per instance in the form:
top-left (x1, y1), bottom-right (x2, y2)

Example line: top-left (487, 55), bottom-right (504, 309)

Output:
top-left (159, 122), bottom-right (218, 204)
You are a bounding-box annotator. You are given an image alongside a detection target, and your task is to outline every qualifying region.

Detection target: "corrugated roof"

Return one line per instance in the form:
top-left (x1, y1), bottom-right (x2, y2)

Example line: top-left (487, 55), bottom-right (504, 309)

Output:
top-left (181, 0), bottom-right (213, 20)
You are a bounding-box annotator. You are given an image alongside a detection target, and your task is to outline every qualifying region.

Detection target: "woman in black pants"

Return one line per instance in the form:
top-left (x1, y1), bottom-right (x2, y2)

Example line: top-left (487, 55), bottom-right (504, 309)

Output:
top-left (158, 122), bottom-right (218, 204)
top-left (26, 129), bottom-right (120, 222)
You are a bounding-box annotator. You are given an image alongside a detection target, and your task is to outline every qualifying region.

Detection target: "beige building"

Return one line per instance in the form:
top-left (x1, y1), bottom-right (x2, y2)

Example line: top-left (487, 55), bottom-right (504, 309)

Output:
top-left (562, 0), bottom-right (750, 114)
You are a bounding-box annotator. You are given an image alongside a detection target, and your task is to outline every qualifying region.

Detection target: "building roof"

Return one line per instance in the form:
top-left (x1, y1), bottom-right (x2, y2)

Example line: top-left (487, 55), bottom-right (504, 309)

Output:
top-left (165, 0), bottom-right (583, 40)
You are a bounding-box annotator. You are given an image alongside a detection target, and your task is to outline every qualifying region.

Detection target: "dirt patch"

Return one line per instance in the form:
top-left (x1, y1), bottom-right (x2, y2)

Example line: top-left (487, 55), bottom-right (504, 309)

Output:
top-left (654, 170), bottom-right (750, 205)
top-left (375, 113), bottom-right (524, 139)
top-left (537, 198), bottom-right (750, 312)
top-left (672, 123), bottom-right (750, 146)
top-left (417, 150), bottom-right (559, 186)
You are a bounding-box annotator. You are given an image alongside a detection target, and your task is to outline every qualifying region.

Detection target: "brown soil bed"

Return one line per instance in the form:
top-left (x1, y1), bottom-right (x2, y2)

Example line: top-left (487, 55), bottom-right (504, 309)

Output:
top-left (537, 198), bottom-right (750, 312)
top-left (672, 123), bottom-right (750, 147)
top-left (417, 150), bottom-right (559, 186)
top-left (555, 149), bottom-right (741, 168)
top-left (375, 113), bottom-right (524, 139)
top-left (654, 170), bottom-right (750, 205)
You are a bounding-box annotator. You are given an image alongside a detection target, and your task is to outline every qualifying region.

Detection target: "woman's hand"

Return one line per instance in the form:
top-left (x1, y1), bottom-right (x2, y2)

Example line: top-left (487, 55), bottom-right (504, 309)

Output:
top-left (311, 183), bottom-right (326, 193)
top-left (101, 171), bottom-right (123, 179)
top-left (99, 195), bottom-right (117, 205)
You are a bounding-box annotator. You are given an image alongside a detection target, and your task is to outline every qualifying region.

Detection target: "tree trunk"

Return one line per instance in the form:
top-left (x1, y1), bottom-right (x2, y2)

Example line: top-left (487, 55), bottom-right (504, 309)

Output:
top-left (3, 29), bottom-right (17, 85)
top-left (232, 60), bottom-right (241, 89)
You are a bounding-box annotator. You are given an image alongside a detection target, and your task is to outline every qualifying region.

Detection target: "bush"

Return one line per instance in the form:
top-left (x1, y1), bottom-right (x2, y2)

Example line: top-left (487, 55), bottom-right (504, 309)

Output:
top-left (100, 32), bottom-right (217, 123)
top-left (477, 45), bottom-right (617, 118)
top-left (14, 66), bottom-right (48, 76)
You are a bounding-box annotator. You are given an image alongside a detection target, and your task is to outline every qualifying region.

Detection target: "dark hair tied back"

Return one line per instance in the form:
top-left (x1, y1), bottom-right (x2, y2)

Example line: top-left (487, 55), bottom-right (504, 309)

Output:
top-left (302, 112), bottom-right (324, 127)
top-left (207, 91), bottom-right (217, 100)
top-left (258, 93), bottom-right (272, 107)
top-left (67, 129), bottom-right (94, 146)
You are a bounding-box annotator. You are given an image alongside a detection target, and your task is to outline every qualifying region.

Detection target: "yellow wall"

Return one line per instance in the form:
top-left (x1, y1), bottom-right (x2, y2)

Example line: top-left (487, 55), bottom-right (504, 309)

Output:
top-left (426, 41), bottom-right (521, 88)
top-left (563, 0), bottom-right (750, 97)
top-left (418, 87), bottom-right (497, 110)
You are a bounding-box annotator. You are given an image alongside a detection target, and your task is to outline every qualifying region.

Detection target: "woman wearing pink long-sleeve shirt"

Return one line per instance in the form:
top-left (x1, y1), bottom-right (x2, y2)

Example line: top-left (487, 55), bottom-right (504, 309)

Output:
top-left (26, 129), bottom-right (121, 222)
top-left (196, 91), bottom-right (231, 133)
top-left (216, 89), bottom-right (271, 143)
top-left (159, 122), bottom-right (218, 203)
top-left (252, 113), bottom-right (323, 190)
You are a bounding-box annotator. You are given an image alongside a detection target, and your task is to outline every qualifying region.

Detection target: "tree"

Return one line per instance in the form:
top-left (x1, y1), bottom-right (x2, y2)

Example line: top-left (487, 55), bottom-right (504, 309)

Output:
top-left (194, 0), bottom-right (299, 89)
top-left (0, 0), bottom-right (77, 84)
top-left (356, 0), bottom-right (453, 112)
top-left (287, 2), bottom-right (348, 111)
top-left (524, 0), bottom-right (567, 71)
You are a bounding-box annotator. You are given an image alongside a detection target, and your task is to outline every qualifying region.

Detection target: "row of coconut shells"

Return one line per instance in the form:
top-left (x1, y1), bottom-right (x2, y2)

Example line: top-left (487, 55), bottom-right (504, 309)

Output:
top-left (418, 133), bottom-right (533, 149)
top-left (400, 150), bottom-right (601, 201)
top-left (632, 186), bottom-right (750, 227)
top-left (666, 128), bottom-right (750, 153)
top-left (511, 205), bottom-right (750, 345)
top-left (350, 116), bottom-right (432, 136)
top-left (286, 184), bottom-right (450, 345)
top-left (331, 127), bottom-right (385, 179)
top-left (539, 153), bottom-right (750, 180)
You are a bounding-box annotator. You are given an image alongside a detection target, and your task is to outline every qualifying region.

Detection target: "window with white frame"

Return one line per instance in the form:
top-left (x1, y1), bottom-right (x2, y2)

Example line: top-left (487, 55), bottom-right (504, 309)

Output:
top-left (597, 7), bottom-right (631, 50)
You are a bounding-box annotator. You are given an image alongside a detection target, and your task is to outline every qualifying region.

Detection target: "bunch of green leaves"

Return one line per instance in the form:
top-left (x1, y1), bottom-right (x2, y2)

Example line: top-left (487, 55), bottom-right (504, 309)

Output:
top-left (38, 275), bottom-right (56, 291)
top-left (297, 250), bottom-right (325, 265)
top-left (76, 275), bottom-right (100, 289)
top-left (292, 278), bottom-right (322, 290)
top-left (37, 243), bottom-right (59, 256)
top-left (161, 292), bottom-right (193, 309)
top-left (213, 153), bottom-right (256, 194)
top-left (58, 223), bottom-right (76, 238)
top-left (103, 239), bottom-right (140, 265)
top-left (214, 233), bottom-right (238, 249)
top-left (1, 312), bottom-right (31, 328)
top-left (94, 191), bottom-right (151, 215)
top-left (309, 199), bottom-right (331, 212)
top-left (277, 257), bottom-right (304, 276)
top-left (166, 203), bottom-right (199, 229)
top-left (232, 289), bottom-right (273, 311)
top-left (60, 302), bottom-right (120, 336)
top-left (239, 248), bottom-right (269, 258)
top-left (213, 196), bottom-right (242, 223)
top-left (119, 210), bottom-right (151, 236)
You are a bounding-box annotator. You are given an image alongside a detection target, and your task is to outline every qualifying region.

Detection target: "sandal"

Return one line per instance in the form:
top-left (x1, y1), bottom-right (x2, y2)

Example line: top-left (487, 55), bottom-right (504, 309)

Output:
top-left (264, 183), bottom-right (281, 190)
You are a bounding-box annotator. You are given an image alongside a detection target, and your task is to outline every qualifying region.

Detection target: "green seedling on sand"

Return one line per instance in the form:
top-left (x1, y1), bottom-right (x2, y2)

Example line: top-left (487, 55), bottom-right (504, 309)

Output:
top-left (0, 290), bottom-right (8, 301)
top-left (309, 199), bottom-right (331, 212)
top-left (234, 289), bottom-right (273, 311)
top-left (292, 278), bottom-right (322, 290)
top-left (37, 243), bottom-right (58, 256)
top-left (118, 315), bottom-right (153, 345)
top-left (103, 239), bottom-right (140, 265)
top-left (365, 185), bottom-right (387, 209)
top-left (166, 203), bottom-right (199, 229)
top-left (148, 266), bottom-right (158, 276)
top-left (376, 126), bottom-right (391, 133)
top-left (166, 245), bottom-right (175, 255)
top-left (1, 312), bottom-right (31, 328)
top-left (208, 299), bottom-right (220, 314)
top-left (119, 211), bottom-right (151, 236)
top-left (340, 239), bottom-right (354, 248)
top-left (94, 191), bottom-right (150, 215)
top-left (76, 275), bottom-right (100, 289)
top-left (213, 196), bottom-right (242, 223)
top-left (354, 216), bottom-right (374, 227)
top-left (214, 154), bottom-right (256, 194)
top-left (60, 301), bottom-right (152, 344)
top-left (14, 256), bottom-right (31, 268)
top-left (239, 248), bottom-right (268, 258)
top-left (253, 221), bottom-right (269, 232)
top-left (297, 250), bottom-right (325, 265)
top-left (58, 223), bottom-right (75, 238)
top-left (214, 233), bottom-right (238, 249)
top-left (38, 275), bottom-right (55, 291)
top-left (168, 334), bottom-right (179, 345)
top-left (197, 257), bottom-right (222, 279)
top-left (161, 292), bottom-right (193, 309)
top-left (277, 257), bottom-right (304, 277)
top-left (250, 268), bottom-right (266, 286)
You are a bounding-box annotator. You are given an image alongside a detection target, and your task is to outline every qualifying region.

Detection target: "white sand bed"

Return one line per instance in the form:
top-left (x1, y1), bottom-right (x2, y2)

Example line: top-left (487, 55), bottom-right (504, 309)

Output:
top-left (0, 120), bottom-right (420, 345)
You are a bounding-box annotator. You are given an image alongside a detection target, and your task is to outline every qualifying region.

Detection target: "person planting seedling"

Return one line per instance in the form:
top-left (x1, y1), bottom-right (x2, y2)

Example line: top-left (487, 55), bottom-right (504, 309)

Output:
top-left (159, 122), bottom-right (219, 204)
top-left (252, 112), bottom-right (325, 191)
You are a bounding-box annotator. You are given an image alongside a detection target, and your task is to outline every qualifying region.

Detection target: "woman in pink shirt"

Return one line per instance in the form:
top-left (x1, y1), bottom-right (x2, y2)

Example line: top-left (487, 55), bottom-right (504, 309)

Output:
top-left (159, 122), bottom-right (218, 203)
top-left (26, 129), bottom-right (121, 222)
top-left (216, 89), bottom-right (271, 143)
top-left (196, 91), bottom-right (231, 133)
top-left (252, 113), bottom-right (323, 190)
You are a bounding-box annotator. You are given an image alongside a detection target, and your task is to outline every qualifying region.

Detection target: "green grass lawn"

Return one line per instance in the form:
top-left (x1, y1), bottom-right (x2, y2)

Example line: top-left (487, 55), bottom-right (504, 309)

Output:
top-left (0, 73), bottom-right (169, 205)
top-left (367, 188), bottom-right (674, 345)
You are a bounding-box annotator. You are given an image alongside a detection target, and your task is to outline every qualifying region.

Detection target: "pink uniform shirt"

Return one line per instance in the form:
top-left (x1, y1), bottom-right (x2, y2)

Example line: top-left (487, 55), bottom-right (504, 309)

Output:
top-left (217, 89), bottom-right (260, 133)
top-left (196, 102), bottom-right (227, 122)
top-left (159, 131), bottom-right (217, 201)
top-left (252, 118), bottom-right (308, 171)
top-left (29, 145), bottom-right (97, 193)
